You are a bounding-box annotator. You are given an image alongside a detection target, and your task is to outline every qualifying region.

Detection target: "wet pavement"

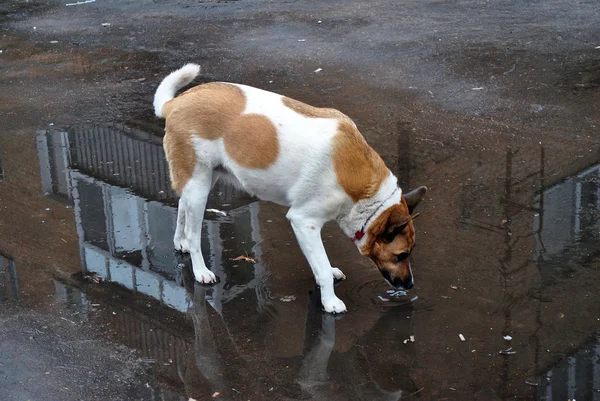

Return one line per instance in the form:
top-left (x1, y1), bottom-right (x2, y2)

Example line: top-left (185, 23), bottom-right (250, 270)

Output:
top-left (1, 0), bottom-right (600, 400)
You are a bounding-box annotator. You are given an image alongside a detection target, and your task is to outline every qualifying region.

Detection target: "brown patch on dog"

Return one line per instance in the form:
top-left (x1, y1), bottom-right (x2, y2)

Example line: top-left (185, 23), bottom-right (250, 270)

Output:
top-left (332, 121), bottom-right (389, 202)
top-left (164, 83), bottom-right (246, 140)
top-left (282, 97), bottom-right (352, 122)
top-left (162, 83), bottom-right (282, 191)
top-left (224, 113), bottom-right (279, 169)
top-left (163, 130), bottom-right (197, 194)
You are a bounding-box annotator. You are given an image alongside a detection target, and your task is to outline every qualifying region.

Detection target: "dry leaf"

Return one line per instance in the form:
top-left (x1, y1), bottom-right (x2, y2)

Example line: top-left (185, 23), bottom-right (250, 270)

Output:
top-left (231, 255), bottom-right (256, 263)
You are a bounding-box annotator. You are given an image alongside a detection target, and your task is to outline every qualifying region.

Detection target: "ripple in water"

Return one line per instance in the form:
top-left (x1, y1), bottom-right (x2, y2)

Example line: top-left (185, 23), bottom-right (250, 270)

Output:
top-left (341, 273), bottom-right (417, 308)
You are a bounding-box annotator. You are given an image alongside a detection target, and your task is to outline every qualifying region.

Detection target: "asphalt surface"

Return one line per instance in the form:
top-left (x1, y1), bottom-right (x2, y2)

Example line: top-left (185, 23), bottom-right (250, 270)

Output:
top-left (1, 0), bottom-right (599, 400)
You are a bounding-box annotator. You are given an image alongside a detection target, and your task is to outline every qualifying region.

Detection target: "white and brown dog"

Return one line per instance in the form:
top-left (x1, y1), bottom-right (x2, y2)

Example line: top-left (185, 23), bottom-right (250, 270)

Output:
top-left (154, 64), bottom-right (427, 313)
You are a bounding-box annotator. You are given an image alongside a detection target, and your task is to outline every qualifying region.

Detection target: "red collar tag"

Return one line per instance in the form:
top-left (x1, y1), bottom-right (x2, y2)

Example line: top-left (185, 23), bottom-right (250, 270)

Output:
top-left (352, 230), bottom-right (365, 242)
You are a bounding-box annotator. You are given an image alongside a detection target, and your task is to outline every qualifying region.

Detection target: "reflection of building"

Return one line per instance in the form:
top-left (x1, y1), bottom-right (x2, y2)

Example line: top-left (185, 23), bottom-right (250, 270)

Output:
top-left (534, 163), bottom-right (600, 282)
top-left (37, 124), bottom-right (416, 400)
top-left (36, 127), bottom-right (269, 314)
top-left (537, 337), bottom-right (600, 400)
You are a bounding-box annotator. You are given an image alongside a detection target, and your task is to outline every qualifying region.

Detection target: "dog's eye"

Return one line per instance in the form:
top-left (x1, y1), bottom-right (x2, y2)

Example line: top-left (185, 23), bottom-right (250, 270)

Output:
top-left (396, 252), bottom-right (410, 262)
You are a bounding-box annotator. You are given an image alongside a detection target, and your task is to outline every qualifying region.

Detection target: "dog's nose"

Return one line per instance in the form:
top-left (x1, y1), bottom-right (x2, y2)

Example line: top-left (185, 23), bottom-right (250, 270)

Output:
top-left (400, 279), bottom-right (414, 289)
top-left (392, 276), bottom-right (414, 290)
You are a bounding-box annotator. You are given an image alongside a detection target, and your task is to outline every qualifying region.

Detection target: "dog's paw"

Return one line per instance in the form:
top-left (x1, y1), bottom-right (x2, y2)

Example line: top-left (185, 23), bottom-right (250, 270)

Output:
top-left (173, 237), bottom-right (190, 254)
top-left (194, 268), bottom-right (219, 285)
top-left (322, 296), bottom-right (347, 314)
top-left (332, 267), bottom-right (346, 281)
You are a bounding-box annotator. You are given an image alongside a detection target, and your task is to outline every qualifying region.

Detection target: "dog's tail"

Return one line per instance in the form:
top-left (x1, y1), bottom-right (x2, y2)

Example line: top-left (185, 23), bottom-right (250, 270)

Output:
top-left (153, 63), bottom-right (201, 118)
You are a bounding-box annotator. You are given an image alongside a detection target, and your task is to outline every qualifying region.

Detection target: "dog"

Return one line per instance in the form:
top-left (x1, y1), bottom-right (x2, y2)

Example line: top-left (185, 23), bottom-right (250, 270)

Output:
top-left (153, 63), bottom-right (427, 313)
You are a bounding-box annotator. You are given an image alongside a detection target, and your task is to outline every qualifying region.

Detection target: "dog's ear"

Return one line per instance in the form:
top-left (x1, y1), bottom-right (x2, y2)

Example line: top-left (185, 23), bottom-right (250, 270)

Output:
top-left (403, 186), bottom-right (427, 214)
top-left (379, 205), bottom-right (413, 243)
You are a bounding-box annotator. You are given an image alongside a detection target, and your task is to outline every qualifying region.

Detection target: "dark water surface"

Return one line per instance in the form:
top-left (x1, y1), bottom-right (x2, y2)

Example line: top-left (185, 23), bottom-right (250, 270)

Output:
top-left (1, 0), bottom-right (599, 399)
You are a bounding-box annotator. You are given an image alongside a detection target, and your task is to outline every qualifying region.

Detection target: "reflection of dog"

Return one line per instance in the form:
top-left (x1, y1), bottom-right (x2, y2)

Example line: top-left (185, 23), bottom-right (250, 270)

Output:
top-left (154, 64), bottom-right (427, 313)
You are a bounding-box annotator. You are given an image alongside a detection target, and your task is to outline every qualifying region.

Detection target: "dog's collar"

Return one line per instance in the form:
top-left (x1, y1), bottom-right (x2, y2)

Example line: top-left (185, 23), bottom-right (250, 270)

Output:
top-left (351, 188), bottom-right (401, 243)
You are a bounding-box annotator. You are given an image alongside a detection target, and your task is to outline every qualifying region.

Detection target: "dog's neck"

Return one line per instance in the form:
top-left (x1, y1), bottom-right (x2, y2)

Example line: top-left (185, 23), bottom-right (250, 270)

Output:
top-left (337, 173), bottom-right (401, 248)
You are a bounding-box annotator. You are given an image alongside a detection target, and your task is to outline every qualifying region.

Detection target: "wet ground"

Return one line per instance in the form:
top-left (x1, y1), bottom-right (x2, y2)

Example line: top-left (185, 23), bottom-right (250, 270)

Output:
top-left (1, 0), bottom-right (600, 400)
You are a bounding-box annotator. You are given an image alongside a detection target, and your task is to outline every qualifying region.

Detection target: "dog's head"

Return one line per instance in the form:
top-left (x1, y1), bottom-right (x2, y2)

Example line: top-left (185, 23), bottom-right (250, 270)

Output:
top-left (362, 186), bottom-right (427, 289)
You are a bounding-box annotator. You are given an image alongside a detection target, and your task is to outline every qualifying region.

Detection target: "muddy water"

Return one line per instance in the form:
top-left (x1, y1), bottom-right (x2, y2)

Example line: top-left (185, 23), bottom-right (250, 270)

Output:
top-left (2, 119), bottom-right (598, 400)
top-left (2, 0), bottom-right (600, 396)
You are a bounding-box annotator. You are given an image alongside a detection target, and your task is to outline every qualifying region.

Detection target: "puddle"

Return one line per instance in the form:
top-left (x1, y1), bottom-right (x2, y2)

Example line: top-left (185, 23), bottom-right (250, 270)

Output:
top-left (0, 121), bottom-right (598, 399)
top-left (28, 125), bottom-right (419, 399)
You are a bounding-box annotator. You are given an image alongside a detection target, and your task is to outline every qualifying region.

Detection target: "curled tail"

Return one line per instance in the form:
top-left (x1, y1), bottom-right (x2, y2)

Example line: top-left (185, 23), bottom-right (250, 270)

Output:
top-left (153, 63), bottom-right (201, 118)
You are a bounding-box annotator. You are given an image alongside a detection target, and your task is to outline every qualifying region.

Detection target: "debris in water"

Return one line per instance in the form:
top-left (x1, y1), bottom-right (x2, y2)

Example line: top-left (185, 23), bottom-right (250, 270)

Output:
top-left (410, 335), bottom-right (415, 342)
top-left (206, 208), bottom-right (227, 216)
top-left (298, 39), bottom-right (306, 42)
top-left (314, 68), bottom-right (322, 73)
top-left (280, 295), bottom-right (296, 302)
top-left (377, 295), bottom-right (390, 302)
top-left (459, 334), bottom-right (466, 342)
top-left (525, 380), bottom-right (539, 386)
top-left (386, 289), bottom-right (408, 297)
top-left (471, 87), bottom-right (484, 90)
top-left (317, 20), bottom-right (322, 24)
top-left (410, 295), bottom-right (419, 303)
top-left (503, 64), bottom-right (516, 75)
top-left (450, 285), bottom-right (458, 290)
top-left (503, 335), bottom-right (512, 341)
top-left (84, 273), bottom-right (103, 283)
top-left (231, 254), bottom-right (256, 263)
top-left (499, 347), bottom-right (516, 355)
top-left (65, 0), bottom-right (95, 5)
top-left (101, 23), bottom-right (111, 27)
top-left (501, 219), bottom-right (508, 225)
top-left (403, 339), bottom-right (409, 344)
top-left (595, 45), bottom-right (600, 49)
top-left (60, 317), bottom-right (76, 325)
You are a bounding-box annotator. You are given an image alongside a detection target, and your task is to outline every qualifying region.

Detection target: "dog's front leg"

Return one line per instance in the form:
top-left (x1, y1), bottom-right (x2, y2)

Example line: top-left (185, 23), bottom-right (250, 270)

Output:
top-left (287, 212), bottom-right (347, 314)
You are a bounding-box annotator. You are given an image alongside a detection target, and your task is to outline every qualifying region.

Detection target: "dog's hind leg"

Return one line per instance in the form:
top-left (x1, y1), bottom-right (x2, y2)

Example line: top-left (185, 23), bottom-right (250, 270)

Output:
top-left (174, 202), bottom-right (188, 253)
top-left (180, 167), bottom-right (218, 284)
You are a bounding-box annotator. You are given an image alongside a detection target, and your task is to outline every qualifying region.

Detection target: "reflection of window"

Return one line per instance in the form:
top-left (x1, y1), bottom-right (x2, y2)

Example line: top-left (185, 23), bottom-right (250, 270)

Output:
top-left (77, 179), bottom-right (109, 251)
top-left (107, 185), bottom-right (144, 266)
top-left (0, 255), bottom-right (18, 300)
top-left (537, 339), bottom-right (600, 400)
top-left (145, 202), bottom-right (178, 275)
top-left (534, 164), bottom-right (600, 257)
top-left (534, 164), bottom-right (600, 283)
top-left (36, 131), bottom-right (71, 200)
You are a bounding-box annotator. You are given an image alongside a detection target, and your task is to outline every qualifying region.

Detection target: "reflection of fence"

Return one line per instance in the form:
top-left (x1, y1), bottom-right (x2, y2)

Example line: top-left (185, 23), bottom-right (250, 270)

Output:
top-left (538, 339), bottom-right (600, 401)
top-left (69, 124), bottom-right (176, 201)
top-left (37, 126), bottom-right (253, 207)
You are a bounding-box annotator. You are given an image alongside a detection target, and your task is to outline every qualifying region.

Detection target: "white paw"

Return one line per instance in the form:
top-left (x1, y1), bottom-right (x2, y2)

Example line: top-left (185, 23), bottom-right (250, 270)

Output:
top-left (174, 237), bottom-right (189, 253)
top-left (332, 267), bottom-right (346, 280)
top-left (194, 268), bottom-right (218, 284)
top-left (322, 296), bottom-right (347, 314)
